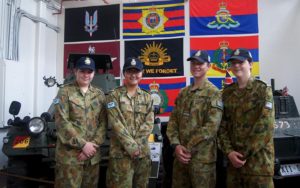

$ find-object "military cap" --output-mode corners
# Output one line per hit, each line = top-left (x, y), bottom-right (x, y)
(227, 48), (253, 62)
(123, 57), (143, 73)
(187, 50), (211, 63)
(75, 56), (96, 71)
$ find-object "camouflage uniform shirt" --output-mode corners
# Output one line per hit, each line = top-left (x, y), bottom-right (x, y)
(167, 79), (223, 162)
(218, 77), (275, 175)
(106, 86), (154, 158)
(54, 82), (107, 165)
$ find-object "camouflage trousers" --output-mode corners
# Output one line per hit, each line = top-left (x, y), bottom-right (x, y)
(106, 156), (151, 188)
(172, 158), (216, 188)
(227, 167), (274, 188)
(54, 162), (99, 188)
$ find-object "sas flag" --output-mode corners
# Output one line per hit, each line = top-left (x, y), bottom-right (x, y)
(123, 0), (185, 39)
(125, 38), (184, 77)
(190, 0), (258, 36)
(139, 77), (186, 117)
(64, 5), (120, 42)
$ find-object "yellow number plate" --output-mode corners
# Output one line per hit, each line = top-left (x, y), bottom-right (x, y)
(13, 136), (31, 148)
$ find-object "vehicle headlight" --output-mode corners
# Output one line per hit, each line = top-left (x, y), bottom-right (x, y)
(3, 137), (9, 144)
(27, 117), (45, 135)
(44, 76), (57, 87)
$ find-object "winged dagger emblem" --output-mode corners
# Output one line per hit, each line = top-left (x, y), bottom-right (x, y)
(84, 10), (98, 37)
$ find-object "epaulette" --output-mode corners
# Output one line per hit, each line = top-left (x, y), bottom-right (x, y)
(61, 82), (72, 87)
(58, 82), (73, 90)
(223, 82), (235, 89)
(108, 86), (122, 93)
(140, 88), (150, 94)
(97, 88), (105, 95)
(256, 79), (268, 86)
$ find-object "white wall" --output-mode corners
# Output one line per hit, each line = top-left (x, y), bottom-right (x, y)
(0, 0), (59, 169)
(259, 0), (300, 107)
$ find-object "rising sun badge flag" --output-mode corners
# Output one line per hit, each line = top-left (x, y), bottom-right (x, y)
(125, 38), (184, 77)
(123, 0), (185, 39)
(190, 0), (258, 36)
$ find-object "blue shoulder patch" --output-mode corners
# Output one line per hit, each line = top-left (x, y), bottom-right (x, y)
(53, 98), (60, 104)
(217, 100), (224, 110)
(107, 102), (116, 109)
(265, 101), (273, 110)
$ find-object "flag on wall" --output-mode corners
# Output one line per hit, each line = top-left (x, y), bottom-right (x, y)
(63, 42), (120, 77)
(125, 38), (184, 77)
(139, 77), (186, 117)
(190, 0), (258, 36)
(190, 35), (259, 88)
(64, 5), (120, 42)
(123, 0), (185, 39)
(190, 35), (259, 77)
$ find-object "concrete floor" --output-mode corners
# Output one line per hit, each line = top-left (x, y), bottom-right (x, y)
(0, 175), (6, 188)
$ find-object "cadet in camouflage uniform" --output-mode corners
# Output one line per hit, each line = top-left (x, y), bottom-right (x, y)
(167, 51), (223, 188)
(218, 48), (275, 188)
(106, 57), (154, 188)
(54, 57), (107, 188)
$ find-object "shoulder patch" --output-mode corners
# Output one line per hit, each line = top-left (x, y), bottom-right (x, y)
(53, 98), (60, 104)
(265, 101), (273, 110)
(107, 101), (116, 109)
(216, 100), (224, 110)
(211, 99), (223, 110)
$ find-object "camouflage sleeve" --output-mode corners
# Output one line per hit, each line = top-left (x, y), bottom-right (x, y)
(135, 98), (154, 139)
(106, 93), (139, 156)
(91, 94), (107, 145)
(186, 92), (223, 151)
(243, 86), (275, 159)
(55, 88), (86, 149)
(217, 117), (234, 156)
(166, 91), (182, 145)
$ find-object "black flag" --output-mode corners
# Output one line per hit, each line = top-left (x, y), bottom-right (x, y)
(125, 38), (184, 77)
(64, 5), (120, 42)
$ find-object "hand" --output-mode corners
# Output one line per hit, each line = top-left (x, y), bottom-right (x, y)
(175, 145), (191, 164)
(82, 142), (99, 158)
(77, 151), (89, 161)
(131, 150), (140, 159)
(228, 151), (246, 168)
